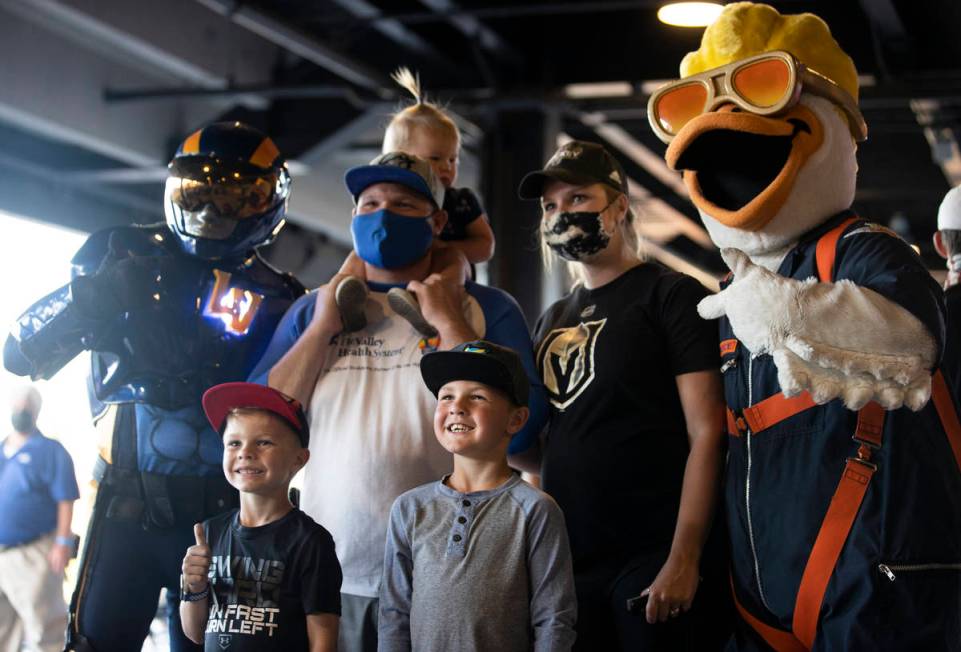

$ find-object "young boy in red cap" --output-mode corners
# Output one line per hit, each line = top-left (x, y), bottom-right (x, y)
(180, 382), (342, 651)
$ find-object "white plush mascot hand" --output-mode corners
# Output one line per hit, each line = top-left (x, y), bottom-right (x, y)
(699, 249), (936, 411)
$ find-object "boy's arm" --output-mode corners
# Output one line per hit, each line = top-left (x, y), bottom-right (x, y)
(527, 498), (577, 652)
(300, 529), (343, 651)
(180, 596), (209, 645)
(378, 500), (414, 652)
(449, 216), (495, 264)
(180, 523), (212, 645)
(306, 613), (339, 652)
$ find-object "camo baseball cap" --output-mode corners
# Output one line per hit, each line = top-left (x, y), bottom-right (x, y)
(345, 151), (446, 208)
(518, 140), (629, 199)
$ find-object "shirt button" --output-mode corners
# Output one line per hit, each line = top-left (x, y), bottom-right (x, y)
(452, 534), (462, 542)
(462, 500), (471, 507)
(457, 516), (466, 524)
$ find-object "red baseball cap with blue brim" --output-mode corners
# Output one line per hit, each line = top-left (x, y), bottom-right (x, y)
(202, 382), (310, 447)
(345, 151), (445, 208)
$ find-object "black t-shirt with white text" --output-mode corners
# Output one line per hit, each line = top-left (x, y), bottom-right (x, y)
(533, 263), (718, 574)
(202, 508), (342, 652)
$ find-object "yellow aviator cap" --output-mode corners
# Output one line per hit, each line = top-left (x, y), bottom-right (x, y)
(680, 2), (859, 101)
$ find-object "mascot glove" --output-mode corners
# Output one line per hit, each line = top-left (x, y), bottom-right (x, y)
(72, 233), (182, 318)
(699, 249), (936, 412)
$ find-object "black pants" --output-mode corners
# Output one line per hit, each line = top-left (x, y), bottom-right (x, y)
(573, 545), (732, 652)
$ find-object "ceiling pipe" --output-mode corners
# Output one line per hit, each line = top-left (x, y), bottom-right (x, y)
(195, 0), (389, 93)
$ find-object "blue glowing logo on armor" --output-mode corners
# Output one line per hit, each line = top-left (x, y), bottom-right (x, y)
(204, 269), (264, 335)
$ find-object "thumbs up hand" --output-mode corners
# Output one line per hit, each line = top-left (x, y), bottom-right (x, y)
(182, 523), (212, 593)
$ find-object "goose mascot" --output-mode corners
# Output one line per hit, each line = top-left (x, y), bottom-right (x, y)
(648, 3), (961, 650)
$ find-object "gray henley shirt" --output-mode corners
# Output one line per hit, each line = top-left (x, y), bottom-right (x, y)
(378, 473), (577, 651)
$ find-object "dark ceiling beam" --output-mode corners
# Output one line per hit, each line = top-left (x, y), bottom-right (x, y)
(0, 0), (279, 166)
(858, 0), (907, 38)
(858, 1), (961, 185)
(417, 0), (519, 62)
(327, 0), (448, 61)
(294, 103), (393, 166)
(196, 0), (390, 92)
(103, 83), (368, 109)
(0, 0), (277, 91)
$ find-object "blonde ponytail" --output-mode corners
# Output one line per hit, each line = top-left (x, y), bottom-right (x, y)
(383, 68), (461, 154)
(390, 67), (423, 105)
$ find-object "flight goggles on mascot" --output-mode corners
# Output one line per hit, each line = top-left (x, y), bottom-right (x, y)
(647, 50), (868, 144)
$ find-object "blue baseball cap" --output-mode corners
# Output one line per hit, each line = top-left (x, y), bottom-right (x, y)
(345, 152), (445, 208)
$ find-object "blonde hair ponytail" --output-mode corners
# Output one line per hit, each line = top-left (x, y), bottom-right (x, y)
(383, 67), (461, 153)
(391, 67), (423, 105)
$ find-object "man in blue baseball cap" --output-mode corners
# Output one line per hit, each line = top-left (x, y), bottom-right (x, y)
(248, 152), (548, 652)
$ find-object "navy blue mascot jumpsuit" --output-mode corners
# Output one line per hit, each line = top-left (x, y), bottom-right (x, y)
(722, 212), (961, 651)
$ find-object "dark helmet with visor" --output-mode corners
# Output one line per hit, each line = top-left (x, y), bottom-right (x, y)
(164, 122), (291, 260)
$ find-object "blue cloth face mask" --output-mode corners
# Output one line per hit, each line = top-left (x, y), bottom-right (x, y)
(351, 209), (435, 269)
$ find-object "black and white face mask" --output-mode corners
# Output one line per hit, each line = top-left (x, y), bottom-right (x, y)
(542, 203), (614, 262)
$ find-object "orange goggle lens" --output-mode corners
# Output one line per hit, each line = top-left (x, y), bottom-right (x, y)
(169, 175), (277, 220)
(731, 58), (793, 108)
(655, 83), (709, 136)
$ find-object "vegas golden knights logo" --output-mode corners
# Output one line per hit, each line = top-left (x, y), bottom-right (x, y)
(537, 319), (606, 410)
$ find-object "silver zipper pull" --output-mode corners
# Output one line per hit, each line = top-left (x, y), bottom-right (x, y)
(878, 564), (896, 581)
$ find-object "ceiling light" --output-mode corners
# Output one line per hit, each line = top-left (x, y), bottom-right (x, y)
(657, 2), (724, 27)
(564, 81), (634, 99)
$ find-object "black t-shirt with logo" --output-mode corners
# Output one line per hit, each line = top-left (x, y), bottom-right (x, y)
(441, 187), (484, 241)
(202, 508), (342, 652)
(533, 263), (718, 574)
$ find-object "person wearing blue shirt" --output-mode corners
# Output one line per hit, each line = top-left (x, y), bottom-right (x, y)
(248, 152), (547, 652)
(0, 385), (79, 652)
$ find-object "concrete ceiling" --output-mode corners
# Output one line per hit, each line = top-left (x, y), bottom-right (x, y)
(0, 0), (958, 275)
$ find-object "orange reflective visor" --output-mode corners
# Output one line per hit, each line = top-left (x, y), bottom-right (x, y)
(647, 50), (867, 143)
